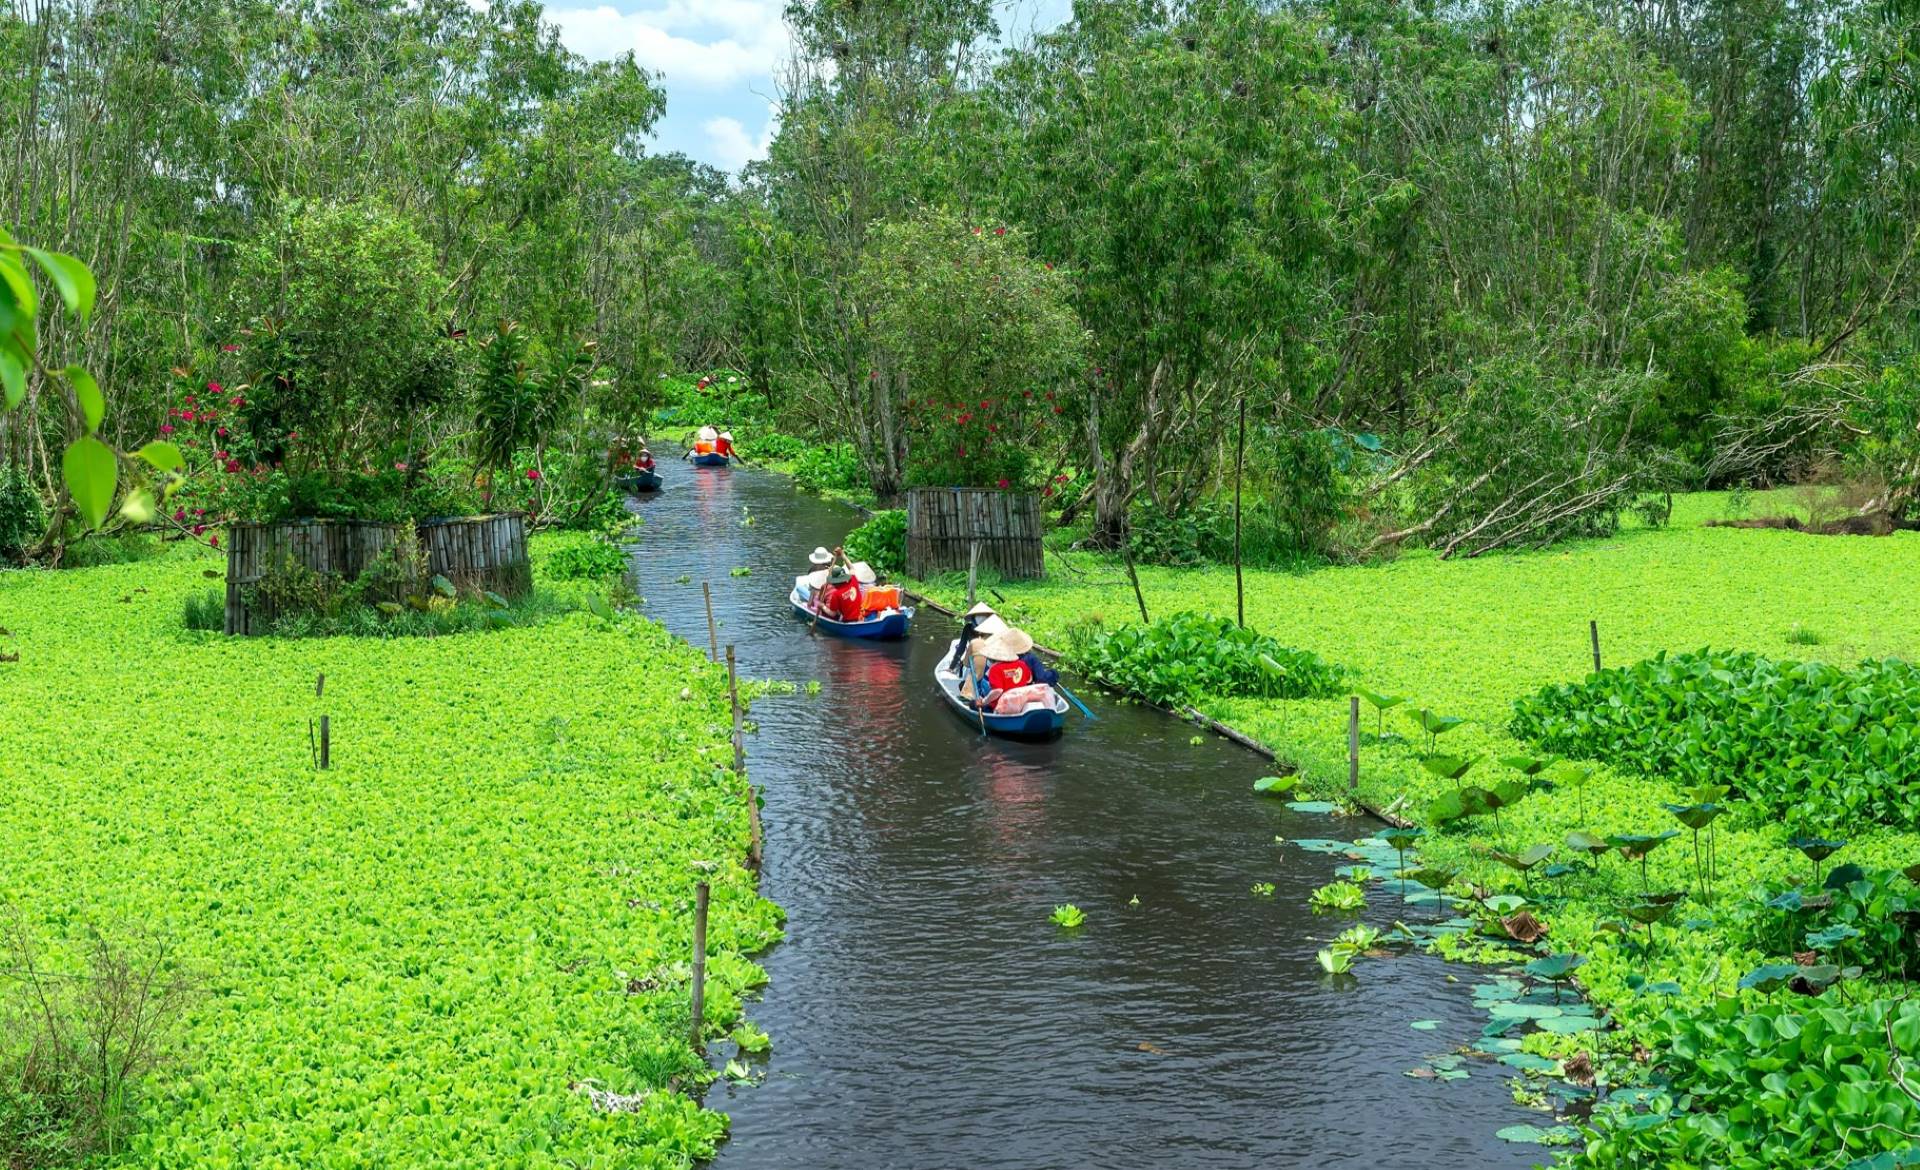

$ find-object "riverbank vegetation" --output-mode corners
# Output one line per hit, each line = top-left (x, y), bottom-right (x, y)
(0, 538), (774, 1166)
(910, 497), (1920, 1167)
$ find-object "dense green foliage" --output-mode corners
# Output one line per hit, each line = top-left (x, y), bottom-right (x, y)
(842, 510), (906, 580)
(1066, 612), (1345, 708)
(0, 465), (43, 561)
(1512, 649), (1920, 831)
(543, 536), (629, 582)
(1572, 998), (1920, 1169)
(0, 540), (776, 1166)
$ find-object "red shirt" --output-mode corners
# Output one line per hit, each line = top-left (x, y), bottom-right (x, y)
(819, 580), (863, 621)
(985, 659), (1032, 691)
(716, 437), (735, 457)
(636, 454), (655, 471)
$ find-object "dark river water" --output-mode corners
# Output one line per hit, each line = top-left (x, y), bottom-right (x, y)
(625, 463), (1543, 1170)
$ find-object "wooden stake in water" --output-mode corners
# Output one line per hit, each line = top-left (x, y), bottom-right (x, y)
(1121, 533), (1150, 626)
(690, 881), (710, 1047)
(319, 715), (330, 770)
(966, 540), (980, 607)
(1590, 619), (1602, 673)
(726, 645), (762, 871)
(703, 583), (719, 663)
(1347, 696), (1360, 791)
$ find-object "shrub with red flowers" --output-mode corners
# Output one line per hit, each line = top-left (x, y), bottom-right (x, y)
(854, 208), (1085, 491)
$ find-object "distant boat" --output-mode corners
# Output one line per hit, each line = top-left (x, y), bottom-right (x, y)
(934, 639), (1069, 739)
(788, 577), (912, 639)
(690, 451), (730, 468)
(615, 469), (663, 492)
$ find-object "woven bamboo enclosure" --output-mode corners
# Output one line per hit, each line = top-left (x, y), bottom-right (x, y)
(224, 519), (408, 635)
(905, 487), (1045, 581)
(223, 513), (530, 635)
(418, 514), (532, 599)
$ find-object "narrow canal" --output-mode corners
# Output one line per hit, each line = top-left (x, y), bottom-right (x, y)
(627, 463), (1542, 1169)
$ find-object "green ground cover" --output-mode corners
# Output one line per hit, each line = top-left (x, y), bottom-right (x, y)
(909, 491), (1920, 1162)
(0, 535), (776, 1167)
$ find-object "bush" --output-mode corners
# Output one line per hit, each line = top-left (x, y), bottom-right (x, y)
(748, 432), (807, 463)
(1511, 649), (1920, 831)
(543, 538), (628, 581)
(1725, 865), (1917, 981)
(172, 467), (484, 525)
(1127, 498), (1226, 567)
(182, 589), (224, 632)
(0, 466), (45, 562)
(791, 443), (865, 495)
(1572, 998), (1920, 1169)
(1067, 611), (1345, 707)
(0, 923), (199, 1168)
(844, 510), (905, 578)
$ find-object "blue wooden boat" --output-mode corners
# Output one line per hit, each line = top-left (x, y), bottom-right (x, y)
(690, 451), (730, 467)
(615, 469), (663, 492)
(789, 578), (913, 639)
(935, 639), (1069, 739)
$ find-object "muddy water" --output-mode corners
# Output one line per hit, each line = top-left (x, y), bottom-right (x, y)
(625, 463), (1541, 1169)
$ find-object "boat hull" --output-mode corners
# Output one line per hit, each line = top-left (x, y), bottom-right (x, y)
(615, 470), (663, 492)
(789, 587), (912, 640)
(690, 452), (730, 467)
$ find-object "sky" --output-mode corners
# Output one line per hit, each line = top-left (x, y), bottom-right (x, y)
(544, 0), (1074, 173)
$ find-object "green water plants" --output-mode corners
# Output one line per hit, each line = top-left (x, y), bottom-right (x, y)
(1411, 707), (1465, 752)
(1051, 904), (1086, 929)
(1487, 844), (1555, 878)
(1623, 894), (1683, 955)
(1251, 881), (1276, 897)
(1547, 761), (1596, 824)
(1380, 826), (1425, 894)
(1419, 752), (1480, 787)
(1513, 649), (1920, 832)
(1356, 687), (1405, 739)
(1565, 830), (1611, 867)
(1664, 802), (1726, 904)
(1787, 837), (1846, 886)
(1316, 945), (1354, 974)
(1252, 775), (1299, 796)
(1525, 952), (1587, 1002)
(1068, 611), (1344, 707)
(1609, 831), (1681, 893)
(1309, 879), (1367, 915)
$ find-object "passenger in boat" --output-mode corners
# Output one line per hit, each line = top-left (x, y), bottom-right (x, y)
(815, 563), (865, 622)
(716, 430), (737, 461)
(634, 445), (655, 473)
(972, 628), (1037, 708)
(948, 602), (1004, 671)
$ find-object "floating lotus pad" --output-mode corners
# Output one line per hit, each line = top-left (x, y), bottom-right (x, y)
(1286, 800), (1341, 813)
(1498, 1052), (1561, 1073)
(1496, 1124), (1579, 1145)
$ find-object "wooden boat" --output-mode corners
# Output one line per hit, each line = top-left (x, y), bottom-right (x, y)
(690, 451), (730, 468)
(934, 639), (1069, 739)
(789, 578), (913, 639)
(614, 469), (663, 492)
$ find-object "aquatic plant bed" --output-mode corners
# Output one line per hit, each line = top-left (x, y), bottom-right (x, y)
(0, 539), (778, 1166)
(908, 492), (1920, 1167)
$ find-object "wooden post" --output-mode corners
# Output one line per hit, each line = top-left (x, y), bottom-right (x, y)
(319, 715), (331, 770)
(1590, 619), (1602, 673)
(1234, 398), (1246, 629)
(1121, 532), (1150, 626)
(1347, 696), (1360, 791)
(702, 583), (719, 663)
(966, 540), (980, 607)
(690, 881), (709, 1048)
(726, 645), (762, 871)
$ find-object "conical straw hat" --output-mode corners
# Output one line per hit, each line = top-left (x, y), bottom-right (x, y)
(979, 628), (1035, 660)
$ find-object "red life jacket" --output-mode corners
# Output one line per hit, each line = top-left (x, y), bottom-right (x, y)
(716, 436), (735, 457)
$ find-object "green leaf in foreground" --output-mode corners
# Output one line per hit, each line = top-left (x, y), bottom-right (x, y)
(25, 246), (96, 322)
(63, 363), (103, 432)
(61, 433), (116, 529)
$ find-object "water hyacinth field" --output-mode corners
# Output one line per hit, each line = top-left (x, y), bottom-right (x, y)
(0, 540), (777, 1167)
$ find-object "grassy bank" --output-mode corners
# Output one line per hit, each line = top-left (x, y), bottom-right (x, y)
(908, 491), (1920, 1152)
(0, 537), (776, 1167)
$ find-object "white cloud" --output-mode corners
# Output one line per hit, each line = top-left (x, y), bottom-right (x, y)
(701, 114), (775, 170)
(546, 2), (791, 89)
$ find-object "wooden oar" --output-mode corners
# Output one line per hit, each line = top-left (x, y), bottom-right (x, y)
(961, 654), (988, 736)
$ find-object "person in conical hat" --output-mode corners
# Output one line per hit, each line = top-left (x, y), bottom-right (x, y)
(698, 425), (718, 441)
(949, 601), (1001, 671)
(716, 430), (737, 459)
(971, 627), (1040, 706)
(815, 561), (864, 622)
